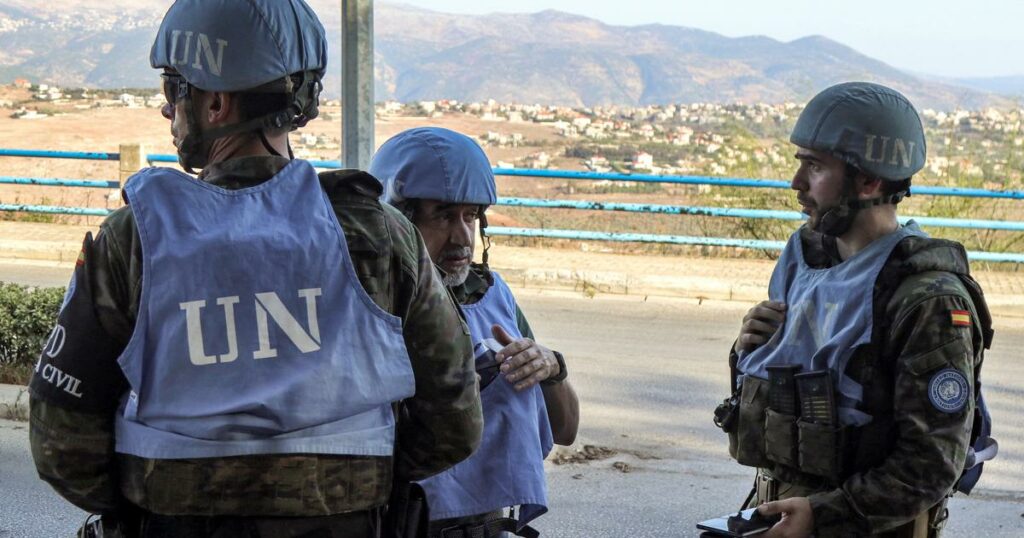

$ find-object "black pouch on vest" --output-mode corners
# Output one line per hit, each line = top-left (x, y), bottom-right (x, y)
(797, 420), (846, 480)
(730, 375), (771, 468)
(793, 370), (845, 480)
(383, 481), (429, 538)
(764, 409), (799, 467)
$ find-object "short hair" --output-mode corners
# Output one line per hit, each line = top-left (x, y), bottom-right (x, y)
(235, 91), (291, 135)
(845, 164), (910, 204)
(881, 178), (912, 199)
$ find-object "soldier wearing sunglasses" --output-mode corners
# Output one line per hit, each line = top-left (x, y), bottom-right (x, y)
(28, 2), (482, 536)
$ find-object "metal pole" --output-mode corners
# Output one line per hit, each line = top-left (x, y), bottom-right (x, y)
(341, 0), (374, 170)
(118, 143), (145, 204)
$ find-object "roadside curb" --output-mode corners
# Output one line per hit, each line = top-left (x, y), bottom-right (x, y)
(492, 265), (766, 303)
(3, 253), (1024, 317)
(0, 383), (29, 421)
(0, 244), (79, 264)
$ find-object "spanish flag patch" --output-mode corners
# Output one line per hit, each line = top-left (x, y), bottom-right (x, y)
(75, 248), (86, 267)
(951, 310), (971, 327)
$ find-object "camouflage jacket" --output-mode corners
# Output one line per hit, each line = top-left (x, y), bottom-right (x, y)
(28, 156), (483, 517)
(728, 227), (990, 536)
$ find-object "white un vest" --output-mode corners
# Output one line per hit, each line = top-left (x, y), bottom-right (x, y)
(419, 271), (553, 527)
(115, 160), (415, 459)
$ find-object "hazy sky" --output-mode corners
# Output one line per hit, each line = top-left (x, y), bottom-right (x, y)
(392, 0), (1024, 79)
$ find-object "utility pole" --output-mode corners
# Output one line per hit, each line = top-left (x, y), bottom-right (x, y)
(341, 0), (374, 170)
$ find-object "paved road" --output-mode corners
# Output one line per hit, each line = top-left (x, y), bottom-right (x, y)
(0, 260), (73, 288)
(1, 275), (1023, 536)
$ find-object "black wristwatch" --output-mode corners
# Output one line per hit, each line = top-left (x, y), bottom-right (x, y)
(542, 350), (568, 386)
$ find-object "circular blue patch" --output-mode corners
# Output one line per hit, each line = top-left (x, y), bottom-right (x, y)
(928, 368), (970, 413)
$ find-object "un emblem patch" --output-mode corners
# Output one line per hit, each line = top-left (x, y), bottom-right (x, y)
(928, 369), (969, 413)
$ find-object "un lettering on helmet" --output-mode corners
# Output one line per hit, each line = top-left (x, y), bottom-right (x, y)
(150, 0), (327, 93)
(167, 31), (228, 77)
(863, 135), (917, 171)
(791, 82), (927, 181)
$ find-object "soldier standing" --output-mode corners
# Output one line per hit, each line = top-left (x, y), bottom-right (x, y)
(370, 127), (580, 538)
(28, 2), (482, 536)
(720, 82), (995, 537)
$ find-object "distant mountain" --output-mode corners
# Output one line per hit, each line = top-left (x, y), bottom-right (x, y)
(0, 1), (1012, 109)
(950, 75), (1024, 99)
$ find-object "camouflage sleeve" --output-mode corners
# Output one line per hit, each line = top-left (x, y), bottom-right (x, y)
(28, 216), (135, 514)
(809, 273), (979, 534)
(29, 400), (120, 513)
(515, 304), (534, 340)
(385, 206), (482, 481)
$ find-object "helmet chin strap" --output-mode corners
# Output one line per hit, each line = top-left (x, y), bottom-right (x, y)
(814, 193), (908, 236)
(814, 198), (856, 237)
(177, 92), (298, 174)
(812, 166), (908, 237)
(176, 93), (209, 174)
(479, 210), (492, 268)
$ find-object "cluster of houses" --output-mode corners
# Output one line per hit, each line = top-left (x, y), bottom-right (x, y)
(918, 108), (1024, 180)
(373, 98), (801, 176)
(3, 80), (165, 120)
(2, 79), (1019, 183)
(0, 14), (28, 33)
(375, 97), (1022, 182)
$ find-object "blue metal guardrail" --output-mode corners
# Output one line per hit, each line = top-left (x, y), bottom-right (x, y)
(485, 227), (1024, 264)
(0, 203), (111, 216)
(492, 168), (1024, 200)
(497, 198), (1024, 231)
(0, 148), (119, 161)
(145, 153), (340, 169)
(4, 149), (1024, 262)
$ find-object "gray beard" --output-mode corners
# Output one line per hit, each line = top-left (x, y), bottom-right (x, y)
(442, 264), (471, 287)
(439, 246), (473, 287)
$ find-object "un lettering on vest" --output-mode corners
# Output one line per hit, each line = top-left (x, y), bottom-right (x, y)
(168, 30), (227, 76)
(178, 288), (323, 366)
(864, 135), (915, 170)
(785, 300), (840, 349)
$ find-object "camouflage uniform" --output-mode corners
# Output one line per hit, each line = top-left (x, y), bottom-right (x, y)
(725, 227), (990, 537)
(29, 156), (483, 519)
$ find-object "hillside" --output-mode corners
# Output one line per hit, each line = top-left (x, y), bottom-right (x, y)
(0, 1), (1011, 109)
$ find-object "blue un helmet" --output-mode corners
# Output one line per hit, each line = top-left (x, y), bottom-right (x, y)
(790, 82), (927, 235)
(150, 0), (327, 171)
(369, 127), (498, 263)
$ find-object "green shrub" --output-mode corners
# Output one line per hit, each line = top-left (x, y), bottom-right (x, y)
(0, 282), (65, 384)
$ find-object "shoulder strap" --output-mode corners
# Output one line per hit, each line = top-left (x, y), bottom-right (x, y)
(956, 273), (994, 349)
(867, 239), (997, 495)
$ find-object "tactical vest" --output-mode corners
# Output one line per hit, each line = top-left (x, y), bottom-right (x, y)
(418, 271), (553, 527)
(728, 225), (995, 490)
(738, 223), (926, 427)
(115, 160), (415, 459)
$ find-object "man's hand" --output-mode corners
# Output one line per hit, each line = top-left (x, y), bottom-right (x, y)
(760, 497), (813, 538)
(734, 300), (787, 355)
(493, 325), (559, 391)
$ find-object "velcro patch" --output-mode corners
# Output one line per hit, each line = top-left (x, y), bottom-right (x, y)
(928, 368), (970, 413)
(951, 310), (971, 327)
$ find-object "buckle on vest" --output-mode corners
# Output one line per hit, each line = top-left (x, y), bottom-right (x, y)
(756, 470), (779, 503)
